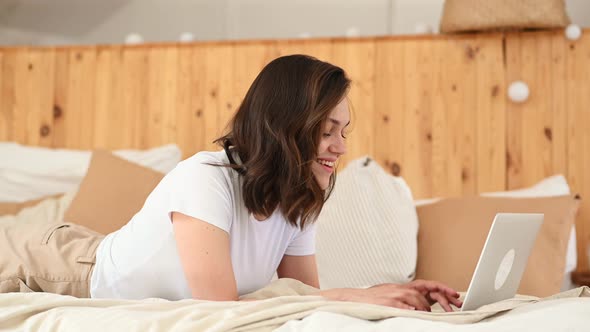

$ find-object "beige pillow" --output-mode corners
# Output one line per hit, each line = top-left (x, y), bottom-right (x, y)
(415, 195), (580, 297)
(64, 150), (164, 235)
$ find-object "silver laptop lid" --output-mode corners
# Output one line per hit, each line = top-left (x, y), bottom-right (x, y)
(461, 213), (544, 311)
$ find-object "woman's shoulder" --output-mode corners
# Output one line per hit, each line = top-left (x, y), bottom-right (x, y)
(183, 149), (229, 165)
(174, 150), (229, 172)
(169, 150), (236, 184)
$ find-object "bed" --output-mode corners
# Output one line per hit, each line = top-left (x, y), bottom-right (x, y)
(1, 28), (590, 331)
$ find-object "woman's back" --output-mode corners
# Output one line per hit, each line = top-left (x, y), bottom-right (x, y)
(91, 150), (316, 300)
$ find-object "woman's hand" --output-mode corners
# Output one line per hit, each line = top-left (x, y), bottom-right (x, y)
(318, 280), (462, 312)
(400, 279), (463, 312)
(363, 283), (433, 311)
(319, 284), (432, 311)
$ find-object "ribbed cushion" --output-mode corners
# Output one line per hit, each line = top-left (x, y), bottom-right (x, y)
(316, 156), (418, 289)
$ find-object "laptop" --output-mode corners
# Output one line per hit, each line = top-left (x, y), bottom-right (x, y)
(461, 213), (544, 311)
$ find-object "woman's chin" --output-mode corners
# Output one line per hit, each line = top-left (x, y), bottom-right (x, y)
(317, 179), (330, 190)
(313, 172), (331, 190)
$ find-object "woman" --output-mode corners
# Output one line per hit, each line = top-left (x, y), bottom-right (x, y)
(0, 55), (461, 312)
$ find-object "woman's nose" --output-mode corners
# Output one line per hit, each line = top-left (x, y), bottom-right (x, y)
(330, 136), (347, 155)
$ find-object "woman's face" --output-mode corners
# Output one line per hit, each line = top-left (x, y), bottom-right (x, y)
(312, 98), (350, 190)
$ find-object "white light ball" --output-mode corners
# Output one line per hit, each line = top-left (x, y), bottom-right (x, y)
(179, 32), (195, 43)
(508, 81), (530, 103)
(125, 33), (144, 45)
(565, 24), (582, 41)
(297, 32), (311, 39)
(415, 22), (433, 34)
(345, 27), (360, 38)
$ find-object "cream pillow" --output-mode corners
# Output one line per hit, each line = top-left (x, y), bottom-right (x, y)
(0, 142), (181, 202)
(315, 156), (418, 289)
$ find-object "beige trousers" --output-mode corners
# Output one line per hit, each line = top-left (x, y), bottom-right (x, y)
(0, 221), (104, 298)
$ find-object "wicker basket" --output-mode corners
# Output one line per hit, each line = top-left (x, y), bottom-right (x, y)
(440, 0), (570, 33)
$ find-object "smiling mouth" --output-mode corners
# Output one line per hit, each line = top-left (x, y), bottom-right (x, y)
(317, 159), (335, 167)
(317, 159), (336, 172)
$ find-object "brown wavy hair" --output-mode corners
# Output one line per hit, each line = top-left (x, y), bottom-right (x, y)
(214, 54), (351, 229)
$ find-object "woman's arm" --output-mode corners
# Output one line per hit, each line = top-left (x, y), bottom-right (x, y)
(275, 253), (461, 311)
(172, 212), (238, 301)
(276, 254), (320, 288)
(172, 214), (461, 310)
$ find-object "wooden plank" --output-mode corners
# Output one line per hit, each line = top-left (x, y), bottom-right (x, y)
(475, 34), (506, 193)
(374, 39), (405, 184)
(121, 47), (149, 149)
(203, 43), (235, 150)
(52, 48), (69, 148)
(455, 38), (477, 197)
(429, 38), (449, 197)
(435, 37), (478, 197)
(421, 38), (453, 198)
(0, 51), (16, 141)
(175, 44), (208, 158)
(12, 49), (29, 144)
(401, 39), (432, 198)
(505, 34), (525, 190)
(330, 39), (376, 167)
(143, 46), (178, 148)
(26, 48), (55, 147)
(93, 46), (125, 149)
(521, 34), (553, 185)
(549, 33), (568, 178)
(12, 48), (56, 147)
(61, 48), (97, 149)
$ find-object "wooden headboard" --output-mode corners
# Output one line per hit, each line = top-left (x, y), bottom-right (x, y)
(1, 29), (589, 274)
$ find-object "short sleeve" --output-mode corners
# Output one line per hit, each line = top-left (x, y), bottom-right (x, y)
(167, 154), (233, 233)
(284, 222), (317, 256)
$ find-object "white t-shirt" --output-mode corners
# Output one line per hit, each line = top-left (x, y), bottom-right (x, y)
(90, 150), (316, 300)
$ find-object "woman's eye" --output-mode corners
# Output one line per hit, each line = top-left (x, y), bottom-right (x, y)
(342, 129), (350, 139)
(322, 133), (331, 138)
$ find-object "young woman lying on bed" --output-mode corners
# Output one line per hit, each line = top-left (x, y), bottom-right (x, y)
(0, 54), (462, 312)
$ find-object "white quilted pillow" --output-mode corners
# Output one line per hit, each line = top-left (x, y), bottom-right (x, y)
(0, 192), (75, 225)
(316, 156), (418, 289)
(0, 142), (181, 202)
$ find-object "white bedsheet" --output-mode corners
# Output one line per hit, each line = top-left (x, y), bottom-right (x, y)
(279, 297), (590, 332)
(0, 279), (588, 332)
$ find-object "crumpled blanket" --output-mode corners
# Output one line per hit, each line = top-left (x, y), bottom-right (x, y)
(0, 278), (588, 332)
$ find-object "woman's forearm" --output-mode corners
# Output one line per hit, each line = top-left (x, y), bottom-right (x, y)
(316, 288), (357, 302)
